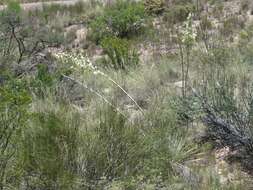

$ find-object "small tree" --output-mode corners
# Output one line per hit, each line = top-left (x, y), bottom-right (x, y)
(0, 1), (61, 65)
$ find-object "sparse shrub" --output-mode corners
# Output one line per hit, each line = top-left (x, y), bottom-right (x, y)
(199, 15), (213, 32)
(211, 1), (224, 19)
(0, 2), (63, 64)
(88, 0), (146, 43)
(101, 37), (139, 70)
(197, 15), (213, 49)
(240, 0), (253, 14)
(163, 3), (195, 24)
(144, 0), (165, 15)
(220, 16), (245, 38)
(192, 44), (253, 168)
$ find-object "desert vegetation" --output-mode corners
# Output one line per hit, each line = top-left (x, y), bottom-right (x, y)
(1, 0), (253, 189)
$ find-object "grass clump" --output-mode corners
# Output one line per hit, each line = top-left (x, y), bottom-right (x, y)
(21, 101), (80, 189)
(78, 106), (145, 188)
(101, 37), (139, 70)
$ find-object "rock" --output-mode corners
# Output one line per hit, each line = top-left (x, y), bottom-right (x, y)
(76, 27), (88, 42)
(129, 110), (143, 124)
(125, 105), (144, 125)
(72, 27), (88, 48)
(174, 81), (184, 88)
(172, 163), (201, 188)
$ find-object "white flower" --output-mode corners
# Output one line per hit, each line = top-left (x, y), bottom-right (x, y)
(181, 12), (196, 47)
(54, 52), (107, 77)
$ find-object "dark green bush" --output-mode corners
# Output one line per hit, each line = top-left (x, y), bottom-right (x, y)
(89, 0), (146, 43)
(101, 37), (139, 70)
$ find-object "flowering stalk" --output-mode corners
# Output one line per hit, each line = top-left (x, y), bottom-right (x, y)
(178, 13), (197, 97)
(61, 74), (127, 118)
(55, 52), (144, 115)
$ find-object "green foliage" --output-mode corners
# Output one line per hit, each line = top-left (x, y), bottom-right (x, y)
(30, 64), (55, 98)
(36, 64), (53, 86)
(0, 78), (31, 189)
(7, 0), (21, 13)
(163, 3), (195, 24)
(89, 0), (146, 43)
(21, 103), (80, 189)
(144, 118), (198, 179)
(171, 96), (202, 124)
(101, 37), (139, 70)
(0, 79), (31, 108)
(0, 2), (22, 63)
(79, 106), (144, 187)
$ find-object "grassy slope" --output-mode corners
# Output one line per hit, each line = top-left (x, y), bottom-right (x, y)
(0, 0), (66, 5)
(1, 0), (253, 189)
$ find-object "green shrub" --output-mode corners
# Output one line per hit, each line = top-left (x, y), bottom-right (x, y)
(0, 78), (31, 189)
(89, 0), (146, 43)
(36, 64), (53, 86)
(101, 37), (139, 70)
(21, 103), (80, 189)
(163, 4), (195, 24)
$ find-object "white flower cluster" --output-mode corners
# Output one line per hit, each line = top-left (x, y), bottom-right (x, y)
(54, 52), (104, 76)
(54, 52), (144, 114)
(181, 13), (197, 47)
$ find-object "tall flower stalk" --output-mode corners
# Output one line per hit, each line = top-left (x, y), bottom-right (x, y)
(178, 13), (197, 97)
(55, 53), (144, 115)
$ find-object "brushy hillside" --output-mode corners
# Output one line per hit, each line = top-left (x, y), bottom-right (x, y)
(1, 0), (253, 189)
(0, 0), (63, 5)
